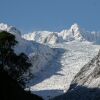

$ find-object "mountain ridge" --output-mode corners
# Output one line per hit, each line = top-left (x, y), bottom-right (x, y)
(1, 22), (100, 44)
(22, 23), (100, 44)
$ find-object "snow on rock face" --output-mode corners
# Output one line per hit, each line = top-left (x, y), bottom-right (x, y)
(23, 31), (59, 44)
(0, 23), (55, 74)
(58, 23), (84, 42)
(67, 23), (84, 41)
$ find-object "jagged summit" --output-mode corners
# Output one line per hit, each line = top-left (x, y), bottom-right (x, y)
(70, 23), (80, 31)
(59, 23), (85, 42)
(69, 23), (83, 36)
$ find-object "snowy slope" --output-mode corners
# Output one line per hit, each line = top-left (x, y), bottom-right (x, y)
(53, 50), (100, 100)
(27, 41), (100, 100)
(0, 23), (54, 74)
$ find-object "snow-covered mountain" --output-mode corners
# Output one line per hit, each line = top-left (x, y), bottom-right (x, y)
(23, 23), (100, 44)
(0, 23), (55, 74)
(1, 23), (100, 100)
(22, 23), (100, 99)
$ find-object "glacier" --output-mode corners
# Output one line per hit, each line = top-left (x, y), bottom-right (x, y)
(53, 50), (100, 100)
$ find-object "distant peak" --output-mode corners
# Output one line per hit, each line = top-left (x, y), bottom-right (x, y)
(70, 23), (80, 31)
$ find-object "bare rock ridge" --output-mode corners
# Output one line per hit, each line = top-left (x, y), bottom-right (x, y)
(70, 50), (100, 88)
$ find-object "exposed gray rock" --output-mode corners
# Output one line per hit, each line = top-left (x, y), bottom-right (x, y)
(70, 50), (100, 88)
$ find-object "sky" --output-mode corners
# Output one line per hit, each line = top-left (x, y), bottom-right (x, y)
(0, 0), (100, 33)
